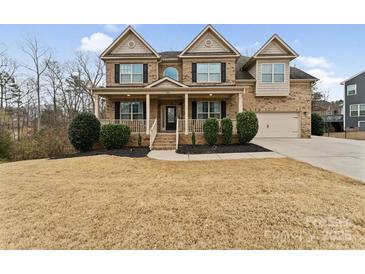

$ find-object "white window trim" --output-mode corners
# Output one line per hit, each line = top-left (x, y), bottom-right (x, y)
(120, 101), (144, 120)
(346, 84), (357, 96)
(120, 64), (143, 84)
(197, 101), (221, 119)
(358, 121), (365, 128)
(197, 63), (221, 83)
(349, 103), (365, 117)
(261, 63), (285, 83)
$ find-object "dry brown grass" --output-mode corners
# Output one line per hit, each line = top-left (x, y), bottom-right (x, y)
(0, 156), (364, 249)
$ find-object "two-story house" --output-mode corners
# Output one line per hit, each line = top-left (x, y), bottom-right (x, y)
(92, 25), (317, 149)
(341, 71), (365, 130)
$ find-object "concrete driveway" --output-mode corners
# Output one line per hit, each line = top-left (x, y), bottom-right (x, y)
(252, 136), (365, 182)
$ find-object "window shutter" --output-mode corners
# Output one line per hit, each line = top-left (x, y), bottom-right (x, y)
(114, 102), (120, 119)
(143, 64), (148, 83)
(192, 101), (197, 119)
(221, 63), (226, 82)
(143, 102), (146, 119)
(114, 64), (120, 83)
(192, 63), (197, 82)
(221, 101), (226, 118)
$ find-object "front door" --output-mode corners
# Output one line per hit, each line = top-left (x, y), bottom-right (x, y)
(165, 106), (176, 130)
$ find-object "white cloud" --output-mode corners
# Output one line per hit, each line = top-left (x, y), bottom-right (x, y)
(104, 24), (120, 33)
(296, 56), (333, 69)
(80, 32), (113, 52)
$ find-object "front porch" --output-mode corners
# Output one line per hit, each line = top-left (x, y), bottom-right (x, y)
(93, 88), (245, 149)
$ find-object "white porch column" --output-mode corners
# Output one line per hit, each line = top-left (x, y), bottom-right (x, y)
(238, 92), (243, 113)
(94, 94), (100, 119)
(146, 94), (150, 135)
(184, 93), (188, 135)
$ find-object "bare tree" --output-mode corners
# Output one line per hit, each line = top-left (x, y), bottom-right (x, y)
(44, 59), (62, 123)
(22, 37), (51, 132)
(74, 51), (104, 112)
(0, 51), (18, 109)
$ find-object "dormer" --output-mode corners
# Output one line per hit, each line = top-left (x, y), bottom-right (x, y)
(244, 34), (299, 96)
(101, 26), (160, 86)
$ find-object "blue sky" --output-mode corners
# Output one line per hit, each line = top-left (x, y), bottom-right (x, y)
(0, 24), (364, 100)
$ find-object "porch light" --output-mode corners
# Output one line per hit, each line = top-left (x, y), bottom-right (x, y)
(127, 94), (130, 97)
(209, 93), (213, 97)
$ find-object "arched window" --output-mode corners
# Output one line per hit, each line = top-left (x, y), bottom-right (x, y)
(163, 67), (179, 81)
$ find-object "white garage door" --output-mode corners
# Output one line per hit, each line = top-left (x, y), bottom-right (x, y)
(256, 112), (300, 138)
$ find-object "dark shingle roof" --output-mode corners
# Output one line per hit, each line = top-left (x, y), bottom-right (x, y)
(159, 51), (180, 59)
(290, 67), (318, 80)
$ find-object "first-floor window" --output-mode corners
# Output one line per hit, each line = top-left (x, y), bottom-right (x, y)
(350, 103), (365, 117)
(197, 101), (221, 119)
(120, 102), (143, 120)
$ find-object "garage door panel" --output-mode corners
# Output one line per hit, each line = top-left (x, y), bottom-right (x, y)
(256, 113), (300, 138)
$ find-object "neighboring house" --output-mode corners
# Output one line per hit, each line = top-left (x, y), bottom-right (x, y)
(92, 25), (317, 149)
(312, 100), (343, 132)
(341, 71), (365, 130)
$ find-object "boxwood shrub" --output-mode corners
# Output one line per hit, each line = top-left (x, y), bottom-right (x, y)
(221, 117), (233, 145)
(236, 111), (259, 144)
(100, 124), (131, 149)
(68, 112), (100, 152)
(203, 118), (219, 145)
(311, 113), (324, 136)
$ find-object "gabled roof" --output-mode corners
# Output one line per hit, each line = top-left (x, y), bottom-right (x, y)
(145, 77), (188, 88)
(340, 70), (365, 84)
(253, 34), (298, 58)
(178, 25), (240, 57)
(100, 25), (160, 59)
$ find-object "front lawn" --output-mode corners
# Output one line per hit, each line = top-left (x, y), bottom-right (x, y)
(0, 156), (364, 249)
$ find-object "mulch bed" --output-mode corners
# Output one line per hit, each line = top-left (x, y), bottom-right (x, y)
(177, 143), (271, 154)
(53, 147), (150, 159)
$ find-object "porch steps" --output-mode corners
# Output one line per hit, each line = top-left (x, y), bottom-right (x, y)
(152, 133), (176, 150)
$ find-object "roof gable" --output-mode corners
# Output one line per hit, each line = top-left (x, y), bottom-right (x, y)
(145, 77), (188, 88)
(341, 70), (365, 84)
(253, 34), (298, 58)
(100, 26), (160, 59)
(179, 25), (240, 57)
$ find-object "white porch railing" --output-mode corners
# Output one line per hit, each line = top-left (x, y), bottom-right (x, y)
(176, 118), (179, 150)
(100, 119), (155, 134)
(149, 119), (157, 149)
(177, 119), (237, 134)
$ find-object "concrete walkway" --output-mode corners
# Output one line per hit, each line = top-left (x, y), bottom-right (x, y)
(252, 136), (365, 182)
(147, 150), (283, 161)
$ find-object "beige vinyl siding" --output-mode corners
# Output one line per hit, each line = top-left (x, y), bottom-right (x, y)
(255, 59), (290, 96)
(111, 33), (151, 54)
(248, 64), (256, 78)
(260, 41), (288, 55)
(187, 32), (231, 53)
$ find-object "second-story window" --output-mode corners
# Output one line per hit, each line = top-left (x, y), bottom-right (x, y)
(347, 84), (357, 96)
(261, 63), (285, 83)
(197, 63), (221, 83)
(120, 64), (143, 84)
(163, 67), (179, 81)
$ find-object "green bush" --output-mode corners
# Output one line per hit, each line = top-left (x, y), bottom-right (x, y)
(68, 112), (100, 152)
(191, 129), (196, 145)
(221, 117), (233, 145)
(236, 111), (259, 144)
(100, 124), (131, 149)
(311, 113), (324, 136)
(203, 118), (219, 145)
(0, 132), (12, 160)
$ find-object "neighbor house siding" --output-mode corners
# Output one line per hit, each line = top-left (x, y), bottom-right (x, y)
(344, 72), (365, 128)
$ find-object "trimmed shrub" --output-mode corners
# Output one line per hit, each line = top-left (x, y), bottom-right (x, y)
(138, 133), (142, 146)
(203, 118), (219, 145)
(191, 129), (196, 145)
(221, 117), (233, 145)
(0, 131), (12, 160)
(68, 112), (100, 152)
(100, 124), (131, 149)
(311, 113), (324, 136)
(236, 111), (259, 144)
